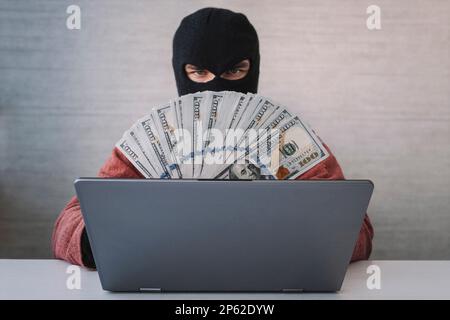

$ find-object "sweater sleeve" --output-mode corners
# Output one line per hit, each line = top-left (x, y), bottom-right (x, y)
(52, 147), (143, 268)
(296, 143), (374, 262)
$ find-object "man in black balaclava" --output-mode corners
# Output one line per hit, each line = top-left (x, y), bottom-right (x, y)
(54, 7), (373, 270)
(172, 7), (260, 96)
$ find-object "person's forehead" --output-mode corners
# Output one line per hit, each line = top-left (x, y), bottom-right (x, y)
(186, 58), (249, 68)
(181, 28), (254, 71)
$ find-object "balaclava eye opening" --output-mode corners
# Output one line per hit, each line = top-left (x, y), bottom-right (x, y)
(172, 7), (260, 96)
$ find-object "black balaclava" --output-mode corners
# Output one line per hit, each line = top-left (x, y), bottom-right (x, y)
(172, 7), (260, 96)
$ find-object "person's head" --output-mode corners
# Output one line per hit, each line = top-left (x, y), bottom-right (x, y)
(172, 7), (260, 96)
(229, 161), (261, 180)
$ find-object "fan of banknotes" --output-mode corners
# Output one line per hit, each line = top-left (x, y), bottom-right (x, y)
(116, 91), (329, 180)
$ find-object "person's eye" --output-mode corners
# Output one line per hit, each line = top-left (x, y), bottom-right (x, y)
(193, 69), (207, 76)
(220, 60), (250, 81)
(185, 65), (215, 83)
(228, 68), (241, 75)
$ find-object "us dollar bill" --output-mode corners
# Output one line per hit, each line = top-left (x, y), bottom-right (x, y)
(192, 92), (208, 178)
(256, 115), (329, 179)
(115, 135), (156, 178)
(137, 115), (173, 178)
(116, 91), (330, 181)
(198, 92), (226, 177)
(153, 103), (182, 178)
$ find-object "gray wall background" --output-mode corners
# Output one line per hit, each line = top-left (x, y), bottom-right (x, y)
(0, 0), (449, 259)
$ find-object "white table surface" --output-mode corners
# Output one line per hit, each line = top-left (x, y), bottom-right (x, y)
(1, 260), (449, 299)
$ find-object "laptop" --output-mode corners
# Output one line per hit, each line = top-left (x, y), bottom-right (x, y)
(74, 178), (373, 292)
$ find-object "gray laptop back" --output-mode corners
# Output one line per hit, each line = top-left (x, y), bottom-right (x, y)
(74, 179), (373, 292)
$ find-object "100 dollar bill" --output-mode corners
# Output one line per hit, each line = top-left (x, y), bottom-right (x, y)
(260, 116), (329, 179)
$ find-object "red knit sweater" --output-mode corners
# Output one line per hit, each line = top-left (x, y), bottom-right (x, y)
(52, 144), (374, 268)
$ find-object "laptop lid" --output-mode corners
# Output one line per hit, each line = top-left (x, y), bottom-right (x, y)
(74, 179), (373, 292)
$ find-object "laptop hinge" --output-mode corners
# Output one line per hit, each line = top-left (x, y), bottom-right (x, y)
(282, 288), (304, 292)
(139, 288), (162, 292)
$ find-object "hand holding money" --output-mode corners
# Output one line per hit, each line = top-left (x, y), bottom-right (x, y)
(116, 91), (329, 180)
